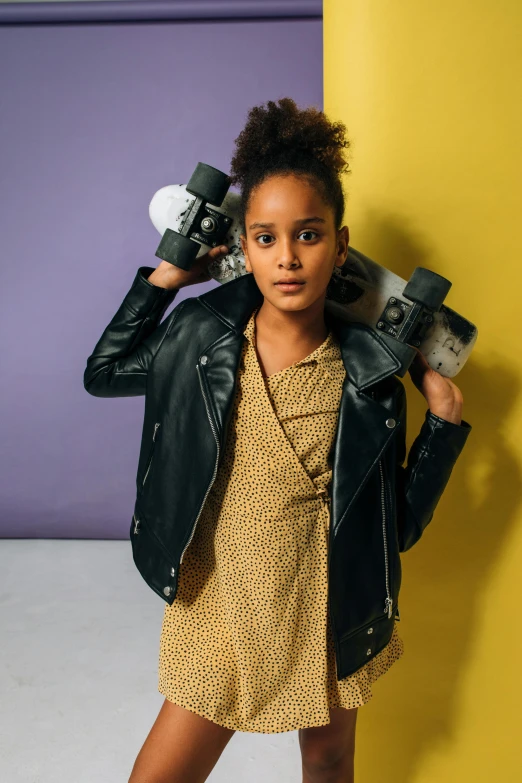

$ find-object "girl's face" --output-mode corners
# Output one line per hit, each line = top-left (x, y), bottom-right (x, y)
(240, 173), (349, 315)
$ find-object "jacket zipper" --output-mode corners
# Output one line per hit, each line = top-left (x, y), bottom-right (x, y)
(142, 422), (161, 486)
(370, 388), (393, 619)
(378, 459), (393, 619)
(382, 458), (400, 620)
(179, 363), (221, 565)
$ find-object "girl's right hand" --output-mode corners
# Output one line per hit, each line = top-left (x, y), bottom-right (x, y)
(147, 244), (229, 290)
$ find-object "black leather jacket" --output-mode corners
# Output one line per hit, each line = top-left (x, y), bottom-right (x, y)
(84, 266), (472, 680)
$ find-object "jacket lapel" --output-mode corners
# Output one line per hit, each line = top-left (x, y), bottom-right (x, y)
(324, 316), (404, 537)
(329, 379), (398, 536)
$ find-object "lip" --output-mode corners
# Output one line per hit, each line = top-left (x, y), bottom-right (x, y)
(275, 281), (305, 291)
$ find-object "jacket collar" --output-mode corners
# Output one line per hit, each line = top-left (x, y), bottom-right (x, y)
(197, 271), (402, 391)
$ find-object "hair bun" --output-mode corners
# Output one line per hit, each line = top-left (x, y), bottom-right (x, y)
(230, 97), (351, 187)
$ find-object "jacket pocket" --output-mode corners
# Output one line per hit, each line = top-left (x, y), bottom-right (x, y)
(339, 612), (392, 643)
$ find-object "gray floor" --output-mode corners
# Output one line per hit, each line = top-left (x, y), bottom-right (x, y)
(1, 540), (303, 783)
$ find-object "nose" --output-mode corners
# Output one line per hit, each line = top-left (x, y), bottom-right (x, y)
(277, 236), (299, 267)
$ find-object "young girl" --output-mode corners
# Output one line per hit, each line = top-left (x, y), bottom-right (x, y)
(85, 97), (471, 783)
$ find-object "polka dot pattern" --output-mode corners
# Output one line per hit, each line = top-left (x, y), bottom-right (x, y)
(158, 307), (404, 733)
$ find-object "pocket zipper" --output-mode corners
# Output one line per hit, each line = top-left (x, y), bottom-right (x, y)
(142, 422), (161, 486)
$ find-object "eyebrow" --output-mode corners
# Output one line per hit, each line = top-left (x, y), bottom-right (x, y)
(248, 216), (327, 230)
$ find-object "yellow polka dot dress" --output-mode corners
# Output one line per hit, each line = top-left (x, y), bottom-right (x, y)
(158, 307), (404, 733)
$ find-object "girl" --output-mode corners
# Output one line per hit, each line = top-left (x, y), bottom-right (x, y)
(85, 98), (471, 783)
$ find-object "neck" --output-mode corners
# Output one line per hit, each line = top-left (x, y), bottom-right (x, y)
(254, 295), (329, 346)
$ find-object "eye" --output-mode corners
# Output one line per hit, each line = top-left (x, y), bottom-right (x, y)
(255, 230), (319, 245)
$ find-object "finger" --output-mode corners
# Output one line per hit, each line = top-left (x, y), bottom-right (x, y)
(195, 245), (226, 268)
(209, 244), (228, 256)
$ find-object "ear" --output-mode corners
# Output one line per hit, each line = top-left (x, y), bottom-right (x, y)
(335, 225), (349, 268)
(240, 234), (252, 273)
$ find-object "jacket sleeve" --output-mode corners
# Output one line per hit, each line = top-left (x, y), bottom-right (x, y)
(83, 266), (182, 398)
(394, 379), (472, 552)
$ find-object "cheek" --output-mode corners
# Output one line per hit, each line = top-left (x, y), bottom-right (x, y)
(245, 242), (271, 267)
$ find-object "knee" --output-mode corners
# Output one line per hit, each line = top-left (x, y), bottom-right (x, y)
(300, 741), (351, 782)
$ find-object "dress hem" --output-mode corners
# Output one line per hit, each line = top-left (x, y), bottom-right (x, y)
(158, 686), (350, 734)
(157, 640), (404, 734)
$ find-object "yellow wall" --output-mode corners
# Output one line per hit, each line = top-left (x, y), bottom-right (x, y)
(324, 1), (522, 779)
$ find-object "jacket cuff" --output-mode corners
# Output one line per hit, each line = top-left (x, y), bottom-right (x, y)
(425, 410), (472, 436)
(420, 409), (473, 466)
(124, 266), (180, 322)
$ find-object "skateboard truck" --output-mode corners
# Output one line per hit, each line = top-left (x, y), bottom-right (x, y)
(376, 267), (452, 350)
(155, 162), (233, 271)
(377, 297), (434, 347)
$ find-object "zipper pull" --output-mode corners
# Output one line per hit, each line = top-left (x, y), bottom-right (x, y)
(153, 422), (161, 441)
(384, 596), (393, 618)
(133, 514), (140, 535)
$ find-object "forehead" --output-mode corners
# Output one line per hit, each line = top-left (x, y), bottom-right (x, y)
(247, 173), (329, 220)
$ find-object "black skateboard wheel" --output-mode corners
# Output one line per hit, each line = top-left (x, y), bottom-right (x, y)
(186, 162), (231, 207)
(402, 267), (452, 311)
(155, 228), (199, 271)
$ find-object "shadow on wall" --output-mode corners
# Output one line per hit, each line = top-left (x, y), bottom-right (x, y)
(351, 209), (517, 782)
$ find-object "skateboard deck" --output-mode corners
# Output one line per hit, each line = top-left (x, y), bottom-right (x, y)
(149, 182), (477, 379)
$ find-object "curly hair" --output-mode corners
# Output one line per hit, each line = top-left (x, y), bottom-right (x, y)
(229, 97), (351, 234)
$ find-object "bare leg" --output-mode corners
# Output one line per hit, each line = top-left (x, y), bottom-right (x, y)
(128, 698), (236, 783)
(299, 706), (358, 783)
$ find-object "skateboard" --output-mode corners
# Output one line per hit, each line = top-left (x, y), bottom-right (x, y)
(148, 163), (478, 378)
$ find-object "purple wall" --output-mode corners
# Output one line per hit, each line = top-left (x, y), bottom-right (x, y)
(0, 14), (323, 538)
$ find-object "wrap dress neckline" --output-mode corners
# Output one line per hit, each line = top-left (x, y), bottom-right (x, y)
(247, 305), (336, 506)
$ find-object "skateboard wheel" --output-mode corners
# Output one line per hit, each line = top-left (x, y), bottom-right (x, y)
(186, 162), (231, 206)
(402, 267), (452, 311)
(155, 228), (199, 271)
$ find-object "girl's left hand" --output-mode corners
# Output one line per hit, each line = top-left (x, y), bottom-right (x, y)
(407, 348), (464, 426)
